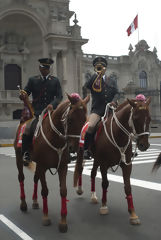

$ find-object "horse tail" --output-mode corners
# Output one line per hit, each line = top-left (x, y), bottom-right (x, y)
(25, 161), (36, 172)
(152, 152), (161, 172)
(73, 147), (84, 187)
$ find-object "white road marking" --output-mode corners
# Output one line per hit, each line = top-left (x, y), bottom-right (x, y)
(0, 215), (33, 240)
(70, 168), (161, 191)
(1, 147), (161, 191)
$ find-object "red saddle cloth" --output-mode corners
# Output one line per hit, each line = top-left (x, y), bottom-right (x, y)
(17, 123), (26, 148)
(79, 121), (103, 148)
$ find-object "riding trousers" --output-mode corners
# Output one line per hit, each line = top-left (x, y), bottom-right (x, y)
(87, 113), (101, 134)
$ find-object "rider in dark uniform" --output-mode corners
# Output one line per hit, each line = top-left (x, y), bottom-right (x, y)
(83, 57), (119, 159)
(19, 58), (63, 165)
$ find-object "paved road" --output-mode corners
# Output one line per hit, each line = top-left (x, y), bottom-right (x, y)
(0, 139), (161, 240)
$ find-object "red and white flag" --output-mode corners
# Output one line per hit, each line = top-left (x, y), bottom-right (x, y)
(126, 15), (138, 36)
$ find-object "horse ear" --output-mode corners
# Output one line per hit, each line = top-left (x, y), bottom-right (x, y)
(83, 95), (90, 104)
(66, 92), (76, 104)
(127, 98), (136, 108)
(146, 96), (151, 106)
(65, 92), (70, 99)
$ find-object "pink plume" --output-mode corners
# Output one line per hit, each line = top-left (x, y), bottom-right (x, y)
(135, 94), (146, 102)
(70, 93), (80, 102)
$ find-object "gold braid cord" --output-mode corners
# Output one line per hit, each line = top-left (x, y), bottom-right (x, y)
(92, 72), (103, 92)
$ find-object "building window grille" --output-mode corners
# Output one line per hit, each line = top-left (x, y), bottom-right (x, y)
(139, 71), (147, 88)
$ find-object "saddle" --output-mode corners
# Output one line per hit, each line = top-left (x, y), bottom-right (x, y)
(79, 120), (103, 148)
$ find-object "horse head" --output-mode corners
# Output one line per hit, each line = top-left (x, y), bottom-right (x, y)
(66, 93), (90, 152)
(127, 96), (151, 151)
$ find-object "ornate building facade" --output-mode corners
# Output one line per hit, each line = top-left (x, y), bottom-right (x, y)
(0, 0), (161, 123)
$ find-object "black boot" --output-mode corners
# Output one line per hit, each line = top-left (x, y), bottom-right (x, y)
(21, 134), (32, 166)
(83, 132), (93, 160)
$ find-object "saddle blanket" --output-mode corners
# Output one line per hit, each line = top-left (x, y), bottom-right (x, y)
(17, 123), (26, 147)
(79, 121), (103, 148)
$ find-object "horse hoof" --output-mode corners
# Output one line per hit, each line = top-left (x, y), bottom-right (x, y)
(91, 197), (98, 204)
(76, 187), (83, 195)
(100, 206), (109, 215)
(32, 202), (39, 209)
(20, 202), (27, 212)
(42, 217), (51, 226)
(91, 192), (98, 204)
(59, 223), (68, 233)
(130, 217), (141, 225)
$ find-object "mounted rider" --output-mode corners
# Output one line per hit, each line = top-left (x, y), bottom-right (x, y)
(83, 56), (120, 159)
(19, 58), (63, 165)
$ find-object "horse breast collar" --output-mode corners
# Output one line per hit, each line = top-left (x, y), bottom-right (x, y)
(102, 102), (150, 167)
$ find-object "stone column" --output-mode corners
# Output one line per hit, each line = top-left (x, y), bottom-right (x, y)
(61, 50), (68, 93)
(50, 50), (59, 76)
(73, 47), (82, 95)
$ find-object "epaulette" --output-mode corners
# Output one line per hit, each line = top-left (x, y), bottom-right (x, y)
(34, 75), (41, 79)
(48, 75), (56, 80)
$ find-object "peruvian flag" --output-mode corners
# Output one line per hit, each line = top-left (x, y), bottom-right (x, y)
(126, 15), (138, 36)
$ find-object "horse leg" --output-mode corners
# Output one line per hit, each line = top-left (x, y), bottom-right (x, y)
(74, 147), (84, 195)
(32, 169), (40, 209)
(90, 162), (99, 204)
(15, 149), (28, 212)
(38, 166), (51, 226)
(99, 165), (109, 215)
(121, 163), (140, 225)
(58, 165), (68, 233)
(76, 175), (84, 195)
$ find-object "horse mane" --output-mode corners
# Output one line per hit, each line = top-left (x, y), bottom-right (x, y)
(53, 96), (87, 118)
(116, 98), (147, 112)
(54, 99), (70, 115)
(116, 99), (129, 112)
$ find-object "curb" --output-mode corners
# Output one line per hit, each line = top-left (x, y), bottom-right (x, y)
(150, 136), (161, 138)
(0, 144), (14, 147)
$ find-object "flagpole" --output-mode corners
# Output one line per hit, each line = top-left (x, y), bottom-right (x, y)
(137, 14), (139, 43)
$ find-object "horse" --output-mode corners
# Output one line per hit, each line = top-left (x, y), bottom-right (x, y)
(152, 149), (161, 172)
(74, 97), (151, 225)
(14, 93), (90, 233)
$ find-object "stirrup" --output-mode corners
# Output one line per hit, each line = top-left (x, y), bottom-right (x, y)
(83, 150), (92, 160)
(23, 151), (31, 165)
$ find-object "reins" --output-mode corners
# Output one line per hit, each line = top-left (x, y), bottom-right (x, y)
(102, 103), (150, 171)
(34, 102), (84, 174)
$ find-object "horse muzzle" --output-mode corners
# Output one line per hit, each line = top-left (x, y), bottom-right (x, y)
(137, 137), (150, 151)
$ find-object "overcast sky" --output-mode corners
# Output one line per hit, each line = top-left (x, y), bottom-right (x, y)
(69, 0), (161, 59)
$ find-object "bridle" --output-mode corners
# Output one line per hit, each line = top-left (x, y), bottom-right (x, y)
(34, 102), (86, 173)
(102, 103), (150, 168)
(128, 106), (150, 139)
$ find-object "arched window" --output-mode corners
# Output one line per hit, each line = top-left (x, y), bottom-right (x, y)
(139, 71), (147, 88)
(4, 64), (21, 90)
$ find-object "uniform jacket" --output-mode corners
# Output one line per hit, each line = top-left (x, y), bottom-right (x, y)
(84, 73), (119, 116)
(24, 75), (63, 116)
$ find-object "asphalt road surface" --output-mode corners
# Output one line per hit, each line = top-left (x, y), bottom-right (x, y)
(0, 138), (161, 240)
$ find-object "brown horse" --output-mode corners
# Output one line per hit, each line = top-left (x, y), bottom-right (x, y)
(74, 97), (151, 225)
(152, 148), (161, 172)
(14, 93), (90, 233)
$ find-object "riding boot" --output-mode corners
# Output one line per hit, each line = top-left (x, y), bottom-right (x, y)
(83, 132), (93, 160)
(21, 134), (32, 166)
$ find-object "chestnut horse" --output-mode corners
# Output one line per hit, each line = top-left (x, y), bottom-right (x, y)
(74, 97), (151, 225)
(14, 93), (89, 233)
